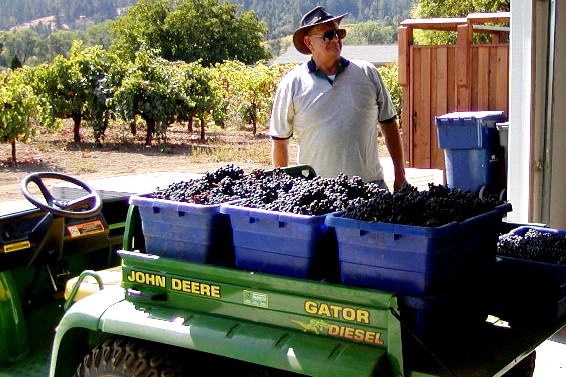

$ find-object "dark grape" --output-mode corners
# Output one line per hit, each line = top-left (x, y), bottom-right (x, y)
(150, 165), (504, 223)
(498, 228), (566, 264)
(342, 182), (503, 227)
(151, 164), (251, 205)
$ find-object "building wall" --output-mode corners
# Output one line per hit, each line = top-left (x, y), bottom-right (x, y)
(510, 0), (566, 229)
(548, 0), (566, 229)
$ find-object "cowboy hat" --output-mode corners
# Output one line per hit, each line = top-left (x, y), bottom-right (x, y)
(293, 6), (347, 54)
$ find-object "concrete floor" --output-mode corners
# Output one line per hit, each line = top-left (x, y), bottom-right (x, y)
(534, 327), (566, 376)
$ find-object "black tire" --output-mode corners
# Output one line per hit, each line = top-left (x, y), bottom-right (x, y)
(74, 336), (184, 377)
(502, 351), (536, 377)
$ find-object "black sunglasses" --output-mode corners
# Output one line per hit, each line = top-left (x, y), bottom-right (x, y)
(310, 28), (347, 43)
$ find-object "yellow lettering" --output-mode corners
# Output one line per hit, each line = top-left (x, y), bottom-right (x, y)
(191, 281), (200, 294)
(127, 270), (135, 282)
(146, 273), (155, 285)
(302, 300), (370, 324)
(318, 303), (331, 317)
(328, 324), (340, 336)
(358, 310), (369, 324)
(211, 285), (220, 298)
(201, 284), (210, 296)
(354, 329), (365, 341)
(126, 271), (165, 287)
(170, 277), (221, 298)
(343, 307), (355, 321)
(305, 301), (317, 314)
(324, 325), (384, 346)
(171, 278), (181, 290)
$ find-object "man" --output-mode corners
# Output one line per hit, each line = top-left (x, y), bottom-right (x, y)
(269, 6), (407, 191)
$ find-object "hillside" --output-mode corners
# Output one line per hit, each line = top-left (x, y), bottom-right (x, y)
(1, 0), (415, 38)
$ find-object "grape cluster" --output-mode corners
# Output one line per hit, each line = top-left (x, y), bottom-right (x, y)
(151, 164), (251, 205)
(238, 172), (384, 216)
(498, 228), (566, 264)
(151, 164), (388, 215)
(151, 165), (504, 223)
(342, 183), (502, 227)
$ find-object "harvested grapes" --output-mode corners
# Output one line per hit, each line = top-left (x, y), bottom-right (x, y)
(497, 228), (566, 264)
(342, 183), (503, 227)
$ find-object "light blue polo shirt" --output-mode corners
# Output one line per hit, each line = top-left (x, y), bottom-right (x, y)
(269, 57), (397, 182)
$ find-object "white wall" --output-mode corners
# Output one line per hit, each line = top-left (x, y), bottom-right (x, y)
(507, 0), (535, 223)
(509, 0), (566, 229)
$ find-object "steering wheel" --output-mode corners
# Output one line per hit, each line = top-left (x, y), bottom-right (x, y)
(20, 172), (103, 218)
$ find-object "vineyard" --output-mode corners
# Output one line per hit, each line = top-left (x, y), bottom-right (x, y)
(0, 41), (401, 162)
(0, 39), (399, 203)
(0, 43), (296, 160)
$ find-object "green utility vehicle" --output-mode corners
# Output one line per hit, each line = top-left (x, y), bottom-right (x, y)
(0, 170), (562, 377)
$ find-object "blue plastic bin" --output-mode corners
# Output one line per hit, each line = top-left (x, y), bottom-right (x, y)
(324, 203), (512, 296)
(398, 284), (489, 344)
(129, 194), (235, 265)
(491, 226), (566, 325)
(219, 203), (338, 280)
(436, 111), (507, 193)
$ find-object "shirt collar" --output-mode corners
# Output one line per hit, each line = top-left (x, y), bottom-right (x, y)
(307, 57), (350, 84)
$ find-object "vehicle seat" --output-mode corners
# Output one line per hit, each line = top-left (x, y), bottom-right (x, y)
(64, 266), (123, 302)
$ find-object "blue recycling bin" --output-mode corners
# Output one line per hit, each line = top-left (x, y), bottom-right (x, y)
(435, 111), (507, 193)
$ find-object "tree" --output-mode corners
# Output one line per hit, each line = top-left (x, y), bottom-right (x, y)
(10, 55), (22, 69)
(110, 0), (170, 62)
(110, 0), (270, 66)
(344, 21), (395, 45)
(32, 41), (116, 143)
(1, 29), (39, 66)
(214, 60), (293, 135)
(0, 68), (57, 162)
(175, 62), (224, 140)
(377, 63), (401, 123)
(410, 0), (510, 44)
(112, 45), (181, 146)
(41, 30), (79, 61)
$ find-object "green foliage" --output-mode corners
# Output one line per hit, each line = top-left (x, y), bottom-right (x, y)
(110, 0), (270, 66)
(0, 68), (47, 161)
(112, 44), (190, 145)
(214, 60), (294, 134)
(344, 21), (395, 45)
(231, 0), (414, 40)
(410, 0), (510, 45)
(1, 29), (39, 66)
(0, 69), (38, 142)
(31, 40), (117, 143)
(0, 0), (138, 31)
(1, 1), (414, 68)
(175, 62), (224, 139)
(377, 63), (401, 121)
(110, 0), (171, 62)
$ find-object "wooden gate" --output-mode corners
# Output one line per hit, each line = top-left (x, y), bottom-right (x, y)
(398, 13), (510, 170)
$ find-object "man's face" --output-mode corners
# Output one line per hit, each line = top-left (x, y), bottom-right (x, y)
(305, 21), (342, 59)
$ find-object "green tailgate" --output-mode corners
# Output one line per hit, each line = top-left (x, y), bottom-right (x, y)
(119, 249), (403, 377)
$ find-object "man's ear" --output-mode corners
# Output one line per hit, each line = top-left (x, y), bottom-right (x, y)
(303, 36), (312, 51)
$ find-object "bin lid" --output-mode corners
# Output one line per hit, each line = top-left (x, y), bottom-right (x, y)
(436, 110), (506, 122)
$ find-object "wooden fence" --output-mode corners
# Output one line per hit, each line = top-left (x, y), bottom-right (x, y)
(398, 13), (510, 170)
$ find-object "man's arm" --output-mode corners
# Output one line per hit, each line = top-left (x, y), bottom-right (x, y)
(379, 118), (407, 192)
(271, 138), (290, 168)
